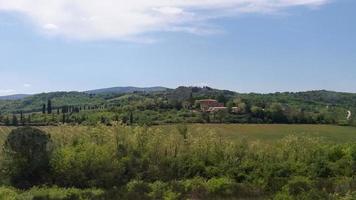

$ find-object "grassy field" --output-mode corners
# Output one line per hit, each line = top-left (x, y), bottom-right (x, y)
(1, 124), (356, 144)
(159, 124), (356, 143)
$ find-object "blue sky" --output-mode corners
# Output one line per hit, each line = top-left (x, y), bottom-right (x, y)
(0, 0), (355, 95)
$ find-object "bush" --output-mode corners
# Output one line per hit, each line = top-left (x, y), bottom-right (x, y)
(3, 127), (52, 189)
(149, 181), (181, 200)
(1, 125), (356, 199)
(0, 186), (104, 200)
(182, 177), (208, 199)
(148, 181), (169, 199)
(125, 180), (151, 200)
(50, 143), (122, 188)
(27, 187), (104, 200)
(0, 187), (17, 200)
(284, 176), (312, 196)
(206, 177), (235, 197)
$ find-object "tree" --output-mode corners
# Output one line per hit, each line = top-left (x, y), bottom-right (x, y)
(251, 106), (264, 119)
(12, 115), (18, 126)
(47, 100), (52, 114)
(42, 104), (46, 114)
(4, 116), (10, 126)
(177, 124), (188, 140)
(217, 94), (227, 106)
(20, 111), (25, 126)
(4, 127), (52, 188)
(26, 115), (31, 124)
(62, 106), (69, 114)
(237, 102), (247, 114)
(62, 113), (66, 124)
(216, 110), (228, 123)
(269, 103), (288, 123)
(129, 111), (134, 125)
(201, 112), (211, 123)
(226, 101), (234, 113)
(188, 92), (195, 105)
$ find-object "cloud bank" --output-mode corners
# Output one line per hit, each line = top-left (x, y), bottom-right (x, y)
(0, 89), (15, 95)
(0, 0), (328, 41)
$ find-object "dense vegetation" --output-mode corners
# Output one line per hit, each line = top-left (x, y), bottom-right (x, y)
(0, 87), (355, 126)
(0, 125), (356, 199)
(1, 86), (355, 199)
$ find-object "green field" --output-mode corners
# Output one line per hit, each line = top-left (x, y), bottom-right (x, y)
(160, 124), (356, 143)
(1, 124), (356, 199)
(1, 124), (356, 144)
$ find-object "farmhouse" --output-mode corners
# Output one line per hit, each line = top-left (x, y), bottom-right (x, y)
(196, 99), (224, 111)
(207, 107), (228, 112)
(196, 99), (241, 113)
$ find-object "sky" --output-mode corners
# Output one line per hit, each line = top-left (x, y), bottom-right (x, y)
(0, 0), (355, 95)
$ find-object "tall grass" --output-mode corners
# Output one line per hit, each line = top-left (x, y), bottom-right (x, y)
(0, 124), (355, 199)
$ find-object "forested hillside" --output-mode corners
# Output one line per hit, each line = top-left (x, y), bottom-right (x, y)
(0, 92), (106, 113)
(0, 87), (355, 126)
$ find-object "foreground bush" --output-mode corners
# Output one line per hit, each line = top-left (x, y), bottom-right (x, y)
(1, 125), (356, 199)
(2, 127), (52, 189)
(0, 186), (104, 200)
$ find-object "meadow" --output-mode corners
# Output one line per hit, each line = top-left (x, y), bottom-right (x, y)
(1, 124), (354, 144)
(164, 124), (356, 143)
(1, 124), (356, 199)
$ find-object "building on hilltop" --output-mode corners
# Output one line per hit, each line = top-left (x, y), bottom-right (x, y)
(196, 99), (241, 113)
(207, 107), (228, 112)
(196, 99), (224, 112)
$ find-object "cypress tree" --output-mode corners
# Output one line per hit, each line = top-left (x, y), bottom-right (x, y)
(12, 115), (18, 126)
(129, 111), (134, 125)
(47, 100), (52, 114)
(62, 113), (66, 124)
(20, 111), (24, 126)
(4, 116), (10, 126)
(42, 104), (46, 114)
(27, 115), (31, 124)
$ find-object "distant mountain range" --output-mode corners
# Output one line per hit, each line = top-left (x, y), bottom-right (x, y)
(85, 86), (168, 94)
(0, 86), (169, 100)
(1, 86), (356, 115)
(0, 94), (32, 100)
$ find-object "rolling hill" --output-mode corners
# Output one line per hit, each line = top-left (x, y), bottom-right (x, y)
(0, 94), (32, 100)
(85, 86), (168, 95)
(0, 86), (355, 124)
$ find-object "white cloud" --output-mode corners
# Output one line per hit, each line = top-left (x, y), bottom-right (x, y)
(0, 0), (328, 41)
(0, 89), (15, 94)
(23, 83), (31, 88)
(43, 23), (58, 31)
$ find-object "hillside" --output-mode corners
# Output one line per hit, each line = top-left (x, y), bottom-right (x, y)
(85, 86), (168, 95)
(0, 92), (105, 113)
(0, 94), (32, 100)
(0, 86), (355, 126)
(240, 90), (356, 108)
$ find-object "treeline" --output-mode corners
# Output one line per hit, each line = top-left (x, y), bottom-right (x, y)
(0, 87), (354, 126)
(1, 125), (356, 199)
(0, 99), (109, 126)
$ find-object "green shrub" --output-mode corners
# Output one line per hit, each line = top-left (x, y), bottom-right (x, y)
(26, 187), (104, 200)
(284, 176), (312, 196)
(50, 143), (122, 188)
(148, 181), (169, 199)
(182, 177), (208, 199)
(0, 187), (18, 200)
(206, 177), (235, 196)
(3, 127), (52, 189)
(0, 186), (104, 200)
(125, 180), (151, 200)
